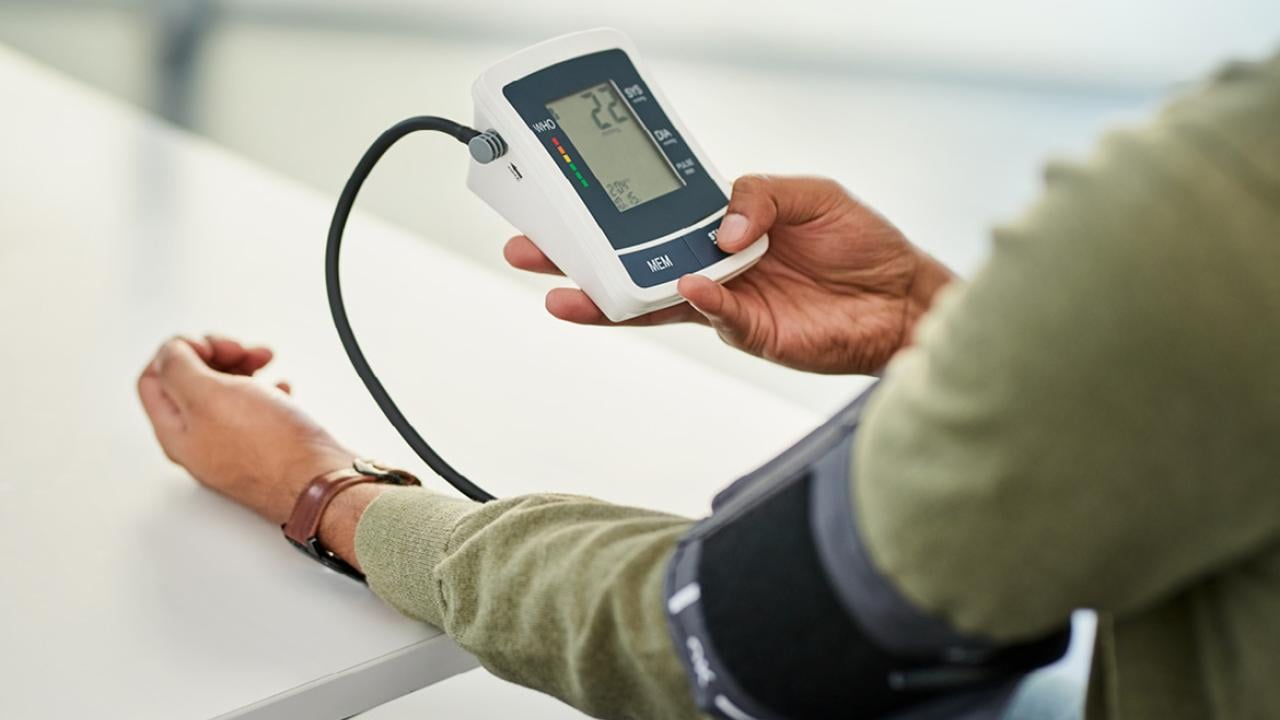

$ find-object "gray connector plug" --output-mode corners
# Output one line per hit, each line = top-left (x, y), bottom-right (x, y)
(469, 130), (507, 164)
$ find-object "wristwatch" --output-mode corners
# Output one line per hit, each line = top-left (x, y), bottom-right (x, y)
(282, 458), (421, 582)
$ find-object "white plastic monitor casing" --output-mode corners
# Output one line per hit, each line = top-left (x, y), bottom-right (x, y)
(467, 28), (767, 322)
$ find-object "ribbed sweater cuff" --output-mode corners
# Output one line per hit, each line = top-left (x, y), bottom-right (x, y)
(354, 486), (478, 627)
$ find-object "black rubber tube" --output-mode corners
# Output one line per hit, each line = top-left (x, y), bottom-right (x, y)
(325, 116), (496, 502)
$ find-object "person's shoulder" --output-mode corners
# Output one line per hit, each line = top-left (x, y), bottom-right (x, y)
(1199, 49), (1280, 93)
(956, 50), (1280, 400)
(1159, 49), (1280, 190)
(1007, 48), (1280, 269)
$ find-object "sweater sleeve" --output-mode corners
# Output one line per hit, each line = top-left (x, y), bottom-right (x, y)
(355, 487), (702, 720)
(854, 55), (1280, 642)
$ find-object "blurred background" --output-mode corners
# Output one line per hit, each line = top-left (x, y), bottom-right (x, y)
(2, 1), (1275, 717)
(4, 1), (1278, 416)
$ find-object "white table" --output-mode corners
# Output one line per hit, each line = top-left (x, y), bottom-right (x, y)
(0, 47), (831, 718)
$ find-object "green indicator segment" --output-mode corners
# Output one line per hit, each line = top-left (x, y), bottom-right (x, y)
(566, 162), (587, 187)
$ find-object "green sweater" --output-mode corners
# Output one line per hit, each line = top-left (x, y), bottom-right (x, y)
(355, 54), (1280, 720)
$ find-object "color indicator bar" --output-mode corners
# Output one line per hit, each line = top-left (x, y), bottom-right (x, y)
(551, 137), (589, 188)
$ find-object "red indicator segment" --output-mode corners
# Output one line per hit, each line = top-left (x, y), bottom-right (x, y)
(552, 138), (588, 187)
(551, 139), (572, 163)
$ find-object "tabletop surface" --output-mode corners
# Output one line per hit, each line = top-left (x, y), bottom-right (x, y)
(0, 46), (830, 718)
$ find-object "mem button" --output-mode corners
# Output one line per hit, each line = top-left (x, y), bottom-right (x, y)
(620, 236), (697, 288)
(684, 217), (731, 267)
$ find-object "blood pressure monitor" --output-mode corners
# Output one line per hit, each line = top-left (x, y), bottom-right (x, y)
(326, 28), (766, 502)
(467, 28), (767, 321)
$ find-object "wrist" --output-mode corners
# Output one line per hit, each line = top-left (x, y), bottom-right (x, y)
(264, 447), (357, 524)
(903, 249), (956, 344)
(317, 482), (390, 573)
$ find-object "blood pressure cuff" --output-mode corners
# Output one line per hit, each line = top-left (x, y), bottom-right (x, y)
(663, 382), (1071, 720)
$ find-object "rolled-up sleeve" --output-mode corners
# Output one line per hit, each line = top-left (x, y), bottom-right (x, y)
(356, 487), (701, 719)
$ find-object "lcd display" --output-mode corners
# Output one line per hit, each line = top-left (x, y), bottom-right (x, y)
(546, 82), (684, 212)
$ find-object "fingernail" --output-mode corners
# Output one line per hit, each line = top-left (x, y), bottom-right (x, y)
(677, 275), (717, 321)
(717, 213), (749, 249)
(677, 276), (703, 307)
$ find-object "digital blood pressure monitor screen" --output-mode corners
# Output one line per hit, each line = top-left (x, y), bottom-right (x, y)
(545, 82), (685, 212)
(504, 47), (731, 287)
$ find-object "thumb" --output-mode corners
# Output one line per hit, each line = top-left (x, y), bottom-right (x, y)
(138, 372), (185, 442)
(715, 175), (778, 253)
(153, 337), (219, 407)
(677, 274), (755, 348)
(717, 174), (848, 252)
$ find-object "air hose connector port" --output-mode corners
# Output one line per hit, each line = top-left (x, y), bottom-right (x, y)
(469, 130), (507, 163)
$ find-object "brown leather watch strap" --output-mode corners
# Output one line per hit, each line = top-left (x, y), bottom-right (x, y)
(282, 469), (374, 548)
(282, 459), (421, 582)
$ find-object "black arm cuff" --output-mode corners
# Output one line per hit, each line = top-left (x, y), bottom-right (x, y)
(663, 383), (1071, 719)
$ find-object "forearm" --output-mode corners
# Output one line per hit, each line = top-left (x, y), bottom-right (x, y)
(329, 486), (700, 720)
